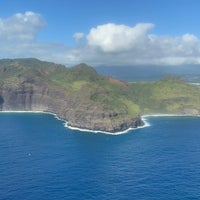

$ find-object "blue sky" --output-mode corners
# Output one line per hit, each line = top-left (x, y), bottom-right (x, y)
(1, 0), (200, 67)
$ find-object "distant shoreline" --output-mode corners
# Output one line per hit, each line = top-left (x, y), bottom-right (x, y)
(0, 111), (199, 135)
(142, 113), (200, 118)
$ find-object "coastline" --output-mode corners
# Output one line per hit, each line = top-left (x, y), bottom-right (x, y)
(65, 121), (150, 135)
(0, 110), (149, 135)
(1, 111), (199, 135)
(66, 114), (200, 135)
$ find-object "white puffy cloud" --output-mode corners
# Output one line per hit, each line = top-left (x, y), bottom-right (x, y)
(87, 23), (154, 52)
(0, 11), (45, 41)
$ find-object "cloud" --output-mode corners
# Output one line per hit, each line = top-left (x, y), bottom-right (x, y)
(73, 32), (85, 41)
(1, 12), (200, 67)
(87, 23), (154, 52)
(0, 11), (45, 41)
(83, 24), (200, 66)
(60, 23), (200, 66)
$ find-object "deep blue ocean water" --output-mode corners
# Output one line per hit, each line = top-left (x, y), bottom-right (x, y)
(0, 113), (200, 200)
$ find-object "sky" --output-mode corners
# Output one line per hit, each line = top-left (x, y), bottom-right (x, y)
(1, 0), (200, 67)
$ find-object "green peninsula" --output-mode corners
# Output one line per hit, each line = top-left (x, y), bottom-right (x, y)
(0, 58), (200, 133)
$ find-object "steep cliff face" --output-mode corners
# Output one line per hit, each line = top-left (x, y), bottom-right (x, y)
(0, 58), (143, 133)
(0, 83), (143, 133)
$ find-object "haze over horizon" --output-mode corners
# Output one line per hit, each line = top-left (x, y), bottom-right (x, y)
(1, 0), (200, 71)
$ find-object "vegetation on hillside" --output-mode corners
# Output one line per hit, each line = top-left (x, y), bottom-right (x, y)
(128, 76), (200, 114)
(0, 58), (200, 120)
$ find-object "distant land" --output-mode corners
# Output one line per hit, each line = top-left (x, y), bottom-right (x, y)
(0, 58), (200, 133)
(95, 65), (200, 82)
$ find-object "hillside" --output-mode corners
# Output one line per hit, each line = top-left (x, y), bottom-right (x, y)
(128, 76), (200, 115)
(0, 58), (200, 133)
(0, 58), (143, 133)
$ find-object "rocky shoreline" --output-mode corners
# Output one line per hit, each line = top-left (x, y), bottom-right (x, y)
(0, 80), (144, 133)
(0, 110), (145, 134)
(66, 114), (144, 134)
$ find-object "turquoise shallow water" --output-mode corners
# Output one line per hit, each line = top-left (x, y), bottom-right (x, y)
(0, 113), (200, 200)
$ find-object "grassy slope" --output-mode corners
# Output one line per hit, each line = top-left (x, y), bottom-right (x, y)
(128, 76), (200, 114)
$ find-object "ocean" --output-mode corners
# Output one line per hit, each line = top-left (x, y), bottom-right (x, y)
(0, 113), (200, 200)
